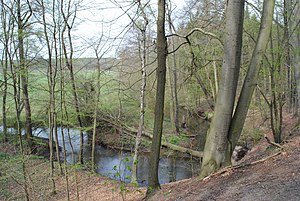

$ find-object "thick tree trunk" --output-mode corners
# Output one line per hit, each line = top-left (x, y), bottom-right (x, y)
(291, 1), (300, 111)
(228, 0), (275, 155)
(147, 0), (167, 195)
(199, 0), (245, 179)
(284, 0), (293, 113)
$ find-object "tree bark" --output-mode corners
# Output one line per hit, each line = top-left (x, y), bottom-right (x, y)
(200, 0), (245, 179)
(1, 0), (9, 142)
(291, 0), (300, 111)
(228, 0), (275, 154)
(61, 0), (84, 164)
(132, 4), (148, 184)
(167, 6), (180, 134)
(284, 0), (293, 113)
(17, 0), (33, 150)
(147, 0), (167, 195)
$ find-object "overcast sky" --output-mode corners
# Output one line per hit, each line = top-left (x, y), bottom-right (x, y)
(73, 0), (186, 57)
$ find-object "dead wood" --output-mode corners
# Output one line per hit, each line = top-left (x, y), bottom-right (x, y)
(203, 151), (282, 181)
(97, 116), (203, 158)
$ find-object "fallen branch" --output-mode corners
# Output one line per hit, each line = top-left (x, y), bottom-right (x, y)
(203, 151), (282, 181)
(123, 125), (203, 158)
(98, 116), (203, 158)
(264, 136), (284, 149)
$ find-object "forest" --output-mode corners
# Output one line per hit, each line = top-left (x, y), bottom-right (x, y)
(0, 0), (300, 200)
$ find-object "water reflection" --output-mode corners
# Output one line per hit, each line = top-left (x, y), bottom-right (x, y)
(89, 146), (199, 186)
(1, 126), (199, 186)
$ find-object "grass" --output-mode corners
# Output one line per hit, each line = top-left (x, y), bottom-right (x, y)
(0, 66), (196, 153)
(0, 66), (163, 135)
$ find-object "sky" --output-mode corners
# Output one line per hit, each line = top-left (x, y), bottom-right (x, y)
(73, 0), (186, 58)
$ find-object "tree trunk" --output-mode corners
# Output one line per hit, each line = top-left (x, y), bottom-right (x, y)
(291, 0), (300, 111)
(1, 0), (8, 142)
(228, 0), (275, 155)
(147, 0), (167, 195)
(167, 8), (180, 134)
(200, 0), (245, 179)
(284, 0), (293, 113)
(59, 24), (71, 200)
(17, 0), (33, 150)
(91, 42), (103, 173)
(132, 5), (148, 184)
(61, 1), (84, 164)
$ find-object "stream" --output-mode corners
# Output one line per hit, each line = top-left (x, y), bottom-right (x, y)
(0, 126), (200, 186)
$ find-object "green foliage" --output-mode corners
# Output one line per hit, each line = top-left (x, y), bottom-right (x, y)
(0, 152), (10, 161)
(240, 127), (264, 144)
(0, 153), (25, 200)
(133, 159), (139, 165)
(163, 189), (172, 196)
(167, 133), (189, 145)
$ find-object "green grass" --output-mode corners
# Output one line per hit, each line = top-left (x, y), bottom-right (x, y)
(0, 66), (176, 141)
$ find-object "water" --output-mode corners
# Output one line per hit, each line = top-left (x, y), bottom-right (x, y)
(0, 126), (200, 186)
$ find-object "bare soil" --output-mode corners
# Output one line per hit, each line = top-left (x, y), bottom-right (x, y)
(149, 115), (300, 201)
(149, 137), (300, 201)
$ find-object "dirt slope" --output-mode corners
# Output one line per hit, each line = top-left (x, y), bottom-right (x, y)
(1, 115), (300, 201)
(149, 134), (300, 201)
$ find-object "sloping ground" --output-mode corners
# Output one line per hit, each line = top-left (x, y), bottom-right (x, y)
(0, 143), (145, 201)
(149, 133), (300, 201)
(1, 114), (299, 201)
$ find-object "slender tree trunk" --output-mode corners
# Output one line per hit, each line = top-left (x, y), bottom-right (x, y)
(91, 43), (103, 172)
(61, 0), (84, 164)
(200, 0), (245, 179)
(1, 0), (8, 142)
(59, 25), (70, 200)
(1, 54), (8, 143)
(228, 0), (275, 156)
(213, 51), (219, 98)
(146, 0), (167, 195)
(268, 28), (285, 144)
(132, 25), (147, 184)
(10, 39), (29, 200)
(17, 0), (33, 150)
(167, 8), (180, 134)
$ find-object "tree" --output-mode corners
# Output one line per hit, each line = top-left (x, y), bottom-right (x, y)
(199, 0), (245, 178)
(39, 0), (58, 194)
(166, 1), (180, 134)
(147, 0), (167, 195)
(284, 0), (293, 113)
(200, 0), (275, 178)
(61, 0), (85, 164)
(290, 0), (300, 111)
(228, 0), (275, 149)
(130, 0), (149, 185)
(16, 0), (33, 150)
(1, 0), (9, 143)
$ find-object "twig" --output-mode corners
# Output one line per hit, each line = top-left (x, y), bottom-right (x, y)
(264, 136), (284, 149)
(203, 151), (282, 181)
